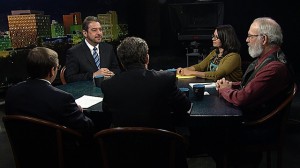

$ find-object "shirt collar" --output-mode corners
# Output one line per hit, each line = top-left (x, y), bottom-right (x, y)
(85, 39), (99, 52)
(38, 78), (51, 84)
(257, 47), (280, 64)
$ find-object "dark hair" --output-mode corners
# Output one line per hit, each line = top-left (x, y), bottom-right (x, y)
(117, 37), (149, 68)
(82, 16), (100, 31)
(27, 47), (58, 79)
(216, 24), (241, 54)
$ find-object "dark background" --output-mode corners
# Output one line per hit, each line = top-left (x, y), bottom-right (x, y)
(0, 0), (299, 81)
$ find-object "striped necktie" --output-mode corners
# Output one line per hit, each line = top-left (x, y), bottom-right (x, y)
(93, 47), (100, 69)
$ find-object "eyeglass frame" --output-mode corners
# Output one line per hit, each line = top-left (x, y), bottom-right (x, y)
(211, 34), (219, 40)
(56, 65), (61, 71)
(247, 34), (263, 39)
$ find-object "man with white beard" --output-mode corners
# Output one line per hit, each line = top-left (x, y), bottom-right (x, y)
(214, 17), (294, 167)
(216, 17), (294, 120)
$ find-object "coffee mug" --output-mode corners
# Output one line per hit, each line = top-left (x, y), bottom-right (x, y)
(179, 87), (189, 97)
(94, 75), (104, 88)
(193, 84), (205, 99)
(166, 68), (177, 75)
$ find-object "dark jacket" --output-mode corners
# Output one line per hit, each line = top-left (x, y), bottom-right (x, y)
(101, 64), (191, 131)
(5, 79), (94, 134)
(65, 41), (121, 82)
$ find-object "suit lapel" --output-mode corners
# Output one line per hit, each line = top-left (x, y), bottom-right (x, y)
(81, 42), (98, 69)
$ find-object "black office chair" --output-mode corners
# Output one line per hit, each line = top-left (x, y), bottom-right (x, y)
(224, 83), (297, 168)
(94, 127), (188, 168)
(2, 115), (83, 168)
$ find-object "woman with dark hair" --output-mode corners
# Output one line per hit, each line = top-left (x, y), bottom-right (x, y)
(177, 25), (242, 81)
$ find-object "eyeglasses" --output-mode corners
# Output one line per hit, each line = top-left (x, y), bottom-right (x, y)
(247, 34), (261, 39)
(211, 34), (219, 40)
(56, 65), (61, 70)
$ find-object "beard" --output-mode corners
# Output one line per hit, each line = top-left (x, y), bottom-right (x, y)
(248, 41), (263, 58)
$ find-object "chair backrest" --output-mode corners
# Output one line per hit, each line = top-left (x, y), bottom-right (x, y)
(242, 83), (297, 126)
(2, 115), (83, 168)
(60, 66), (67, 85)
(224, 83), (298, 168)
(94, 127), (188, 168)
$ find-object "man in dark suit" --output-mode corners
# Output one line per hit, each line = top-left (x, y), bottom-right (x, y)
(101, 37), (192, 131)
(65, 16), (121, 83)
(5, 47), (96, 168)
(5, 47), (94, 134)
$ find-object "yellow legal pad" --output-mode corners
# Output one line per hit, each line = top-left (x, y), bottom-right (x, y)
(176, 75), (196, 79)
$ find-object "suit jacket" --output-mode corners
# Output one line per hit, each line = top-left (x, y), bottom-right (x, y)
(5, 79), (94, 134)
(65, 41), (121, 83)
(101, 64), (192, 131)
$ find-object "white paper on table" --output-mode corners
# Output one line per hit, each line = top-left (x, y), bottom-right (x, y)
(204, 91), (210, 95)
(75, 95), (103, 109)
(187, 103), (193, 114)
(189, 82), (216, 89)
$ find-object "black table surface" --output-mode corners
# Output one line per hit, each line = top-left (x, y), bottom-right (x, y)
(57, 80), (103, 112)
(56, 78), (242, 121)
